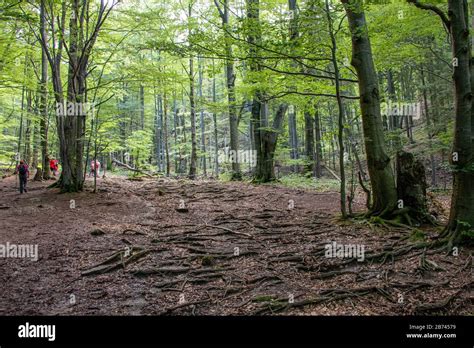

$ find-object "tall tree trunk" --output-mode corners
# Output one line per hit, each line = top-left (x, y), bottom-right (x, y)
(247, 0), (263, 180)
(328, 105), (336, 170)
(342, 0), (398, 216)
(326, 0), (346, 218)
(154, 91), (159, 170)
(214, 0), (241, 179)
(387, 69), (401, 150)
(198, 57), (207, 176)
(188, 57), (197, 180)
(409, 0), (474, 245)
(288, 109), (298, 168)
(420, 67), (437, 187)
(314, 107), (323, 178)
(40, 0), (112, 192)
(181, 97), (188, 174)
(288, 0), (299, 172)
(163, 92), (170, 177)
(17, 65), (26, 165)
(39, 0), (51, 180)
(187, 3), (197, 179)
(31, 100), (40, 170)
(444, 0), (474, 246)
(155, 93), (164, 172)
(24, 90), (32, 165)
(247, 0), (289, 182)
(304, 110), (315, 174)
(188, 56), (197, 179)
(140, 84), (145, 130)
(173, 97), (179, 173)
(61, 0), (85, 192)
(212, 63), (219, 177)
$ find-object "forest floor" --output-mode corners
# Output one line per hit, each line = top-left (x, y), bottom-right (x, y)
(0, 174), (471, 315)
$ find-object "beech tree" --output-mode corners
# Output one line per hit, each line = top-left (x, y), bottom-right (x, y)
(408, 0), (474, 246)
(214, 0), (241, 180)
(35, 0), (117, 192)
(342, 0), (398, 217)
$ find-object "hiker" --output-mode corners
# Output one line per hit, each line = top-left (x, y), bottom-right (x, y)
(49, 158), (59, 176)
(14, 160), (29, 194)
(90, 159), (101, 177)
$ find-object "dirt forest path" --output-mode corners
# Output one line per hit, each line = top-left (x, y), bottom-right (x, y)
(0, 176), (471, 315)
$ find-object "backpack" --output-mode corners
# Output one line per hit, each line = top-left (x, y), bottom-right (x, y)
(18, 164), (27, 176)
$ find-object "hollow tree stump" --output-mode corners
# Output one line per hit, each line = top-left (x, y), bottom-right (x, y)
(396, 150), (429, 224)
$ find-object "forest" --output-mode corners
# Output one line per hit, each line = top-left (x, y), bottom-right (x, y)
(0, 0), (472, 317)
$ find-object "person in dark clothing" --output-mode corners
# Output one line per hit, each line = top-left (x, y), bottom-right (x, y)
(14, 160), (29, 194)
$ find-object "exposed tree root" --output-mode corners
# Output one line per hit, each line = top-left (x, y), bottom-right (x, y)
(319, 240), (447, 274)
(131, 266), (191, 276)
(157, 298), (212, 315)
(200, 223), (253, 238)
(2, 176), (471, 315)
(81, 247), (150, 276)
(414, 289), (463, 314)
(253, 286), (386, 315)
(254, 278), (460, 315)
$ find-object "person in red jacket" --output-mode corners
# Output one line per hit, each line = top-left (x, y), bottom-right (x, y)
(49, 158), (59, 176)
(14, 160), (29, 194)
(89, 159), (101, 177)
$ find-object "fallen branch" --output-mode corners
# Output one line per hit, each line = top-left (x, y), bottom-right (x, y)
(322, 164), (341, 181)
(112, 158), (153, 177)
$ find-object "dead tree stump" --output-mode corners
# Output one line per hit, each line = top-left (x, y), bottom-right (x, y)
(396, 150), (430, 225)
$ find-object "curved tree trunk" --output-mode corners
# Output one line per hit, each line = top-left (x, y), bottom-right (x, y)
(342, 0), (398, 216)
(326, 0), (346, 218)
(443, 0), (474, 246)
(409, 0), (474, 246)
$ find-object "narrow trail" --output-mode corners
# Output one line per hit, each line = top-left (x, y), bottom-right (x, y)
(0, 176), (471, 315)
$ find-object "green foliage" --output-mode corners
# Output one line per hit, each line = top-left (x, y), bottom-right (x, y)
(125, 130), (154, 169)
(277, 173), (340, 192)
(0, 0), (459, 194)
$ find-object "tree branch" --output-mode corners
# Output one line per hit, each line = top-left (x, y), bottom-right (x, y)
(263, 91), (359, 102)
(260, 63), (358, 83)
(213, 0), (225, 20)
(406, 0), (450, 30)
